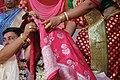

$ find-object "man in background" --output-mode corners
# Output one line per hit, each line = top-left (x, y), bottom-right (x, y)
(0, 0), (26, 44)
(0, 22), (37, 80)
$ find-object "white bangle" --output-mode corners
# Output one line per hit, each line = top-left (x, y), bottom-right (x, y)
(64, 12), (69, 20)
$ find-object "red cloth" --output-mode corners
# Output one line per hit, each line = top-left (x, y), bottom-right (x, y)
(106, 12), (120, 79)
(0, 0), (4, 9)
(76, 12), (120, 79)
(30, 32), (41, 80)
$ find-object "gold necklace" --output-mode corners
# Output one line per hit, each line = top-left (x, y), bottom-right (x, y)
(3, 8), (16, 17)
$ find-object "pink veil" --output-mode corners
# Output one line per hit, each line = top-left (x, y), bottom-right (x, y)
(29, 0), (64, 20)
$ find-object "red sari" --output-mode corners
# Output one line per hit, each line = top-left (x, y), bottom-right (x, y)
(72, 0), (120, 79)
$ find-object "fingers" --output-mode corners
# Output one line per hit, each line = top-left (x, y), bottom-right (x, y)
(28, 25), (38, 32)
(45, 22), (52, 29)
(41, 19), (50, 25)
(41, 19), (55, 31)
(29, 11), (39, 19)
(42, 16), (61, 31)
(29, 25), (37, 30)
(24, 22), (38, 34)
(28, 22), (37, 29)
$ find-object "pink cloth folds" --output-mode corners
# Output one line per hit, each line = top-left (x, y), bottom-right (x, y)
(29, 0), (96, 79)
(29, 0), (64, 20)
(39, 24), (96, 80)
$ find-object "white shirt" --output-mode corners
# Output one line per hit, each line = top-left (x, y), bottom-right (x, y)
(0, 45), (19, 80)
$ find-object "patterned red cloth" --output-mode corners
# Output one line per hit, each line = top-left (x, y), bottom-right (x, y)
(106, 12), (120, 79)
(76, 12), (120, 79)
(76, 28), (91, 66)
(74, 0), (120, 79)
(39, 25), (96, 80)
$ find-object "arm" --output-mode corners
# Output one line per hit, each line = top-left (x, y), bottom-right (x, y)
(43, 0), (97, 29)
(0, 22), (37, 64)
(64, 0), (97, 20)
(65, 21), (77, 35)
(24, 45), (30, 60)
(0, 36), (25, 64)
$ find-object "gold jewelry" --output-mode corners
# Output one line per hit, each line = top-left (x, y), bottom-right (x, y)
(29, 26), (32, 29)
(45, 22), (52, 29)
(26, 38), (30, 43)
(59, 15), (65, 22)
(64, 12), (69, 20)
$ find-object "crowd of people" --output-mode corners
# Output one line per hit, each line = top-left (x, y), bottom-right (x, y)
(0, 0), (119, 80)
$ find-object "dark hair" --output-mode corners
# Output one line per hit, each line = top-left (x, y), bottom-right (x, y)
(2, 27), (23, 37)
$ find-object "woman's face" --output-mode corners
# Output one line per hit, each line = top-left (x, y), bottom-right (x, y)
(4, 0), (17, 9)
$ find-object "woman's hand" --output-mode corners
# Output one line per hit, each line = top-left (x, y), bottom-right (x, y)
(42, 16), (62, 31)
(28, 11), (39, 19)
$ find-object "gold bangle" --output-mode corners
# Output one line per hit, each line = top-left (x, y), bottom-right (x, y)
(64, 12), (69, 20)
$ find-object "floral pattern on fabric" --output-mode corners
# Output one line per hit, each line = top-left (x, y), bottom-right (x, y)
(39, 25), (96, 80)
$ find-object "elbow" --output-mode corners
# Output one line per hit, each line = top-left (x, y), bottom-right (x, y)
(0, 56), (7, 64)
(0, 60), (5, 64)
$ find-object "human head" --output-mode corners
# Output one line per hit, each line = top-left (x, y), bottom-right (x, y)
(2, 27), (23, 46)
(4, 0), (17, 9)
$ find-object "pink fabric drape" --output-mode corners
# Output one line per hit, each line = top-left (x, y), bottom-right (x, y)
(29, 0), (65, 79)
(29, 0), (96, 79)
(39, 25), (96, 80)
(29, 0), (64, 20)
(30, 16), (96, 79)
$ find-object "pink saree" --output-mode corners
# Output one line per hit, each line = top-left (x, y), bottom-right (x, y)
(29, 0), (96, 79)
(38, 24), (96, 80)
(30, 17), (96, 79)
(29, 0), (65, 79)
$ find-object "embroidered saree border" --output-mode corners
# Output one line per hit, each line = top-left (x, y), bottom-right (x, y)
(106, 9), (120, 19)
(71, 0), (108, 74)
(10, 9), (26, 28)
(87, 9), (108, 74)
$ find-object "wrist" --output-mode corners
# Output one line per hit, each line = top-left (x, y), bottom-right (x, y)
(20, 33), (28, 43)
(59, 14), (65, 23)
(64, 12), (69, 21)
(59, 12), (69, 23)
